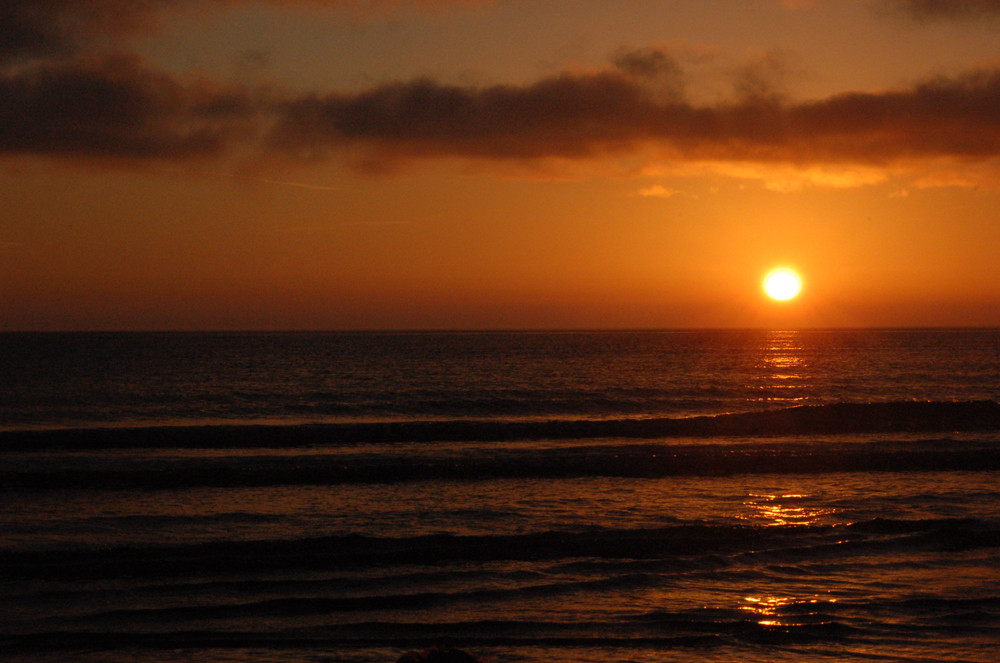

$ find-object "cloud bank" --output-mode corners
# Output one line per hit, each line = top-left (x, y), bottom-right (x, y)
(2, 1), (1000, 185)
(0, 55), (264, 160)
(4, 51), (1000, 179)
(259, 64), (1000, 172)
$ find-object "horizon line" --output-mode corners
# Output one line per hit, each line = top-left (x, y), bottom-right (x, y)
(3, 326), (999, 334)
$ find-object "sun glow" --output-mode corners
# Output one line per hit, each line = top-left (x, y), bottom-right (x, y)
(763, 268), (802, 301)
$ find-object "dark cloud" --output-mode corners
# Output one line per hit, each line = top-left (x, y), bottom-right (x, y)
(730, 49), (804, 103)
(269, 73), (660, 163)
(0, 55), (264, 159)
(612, 47), (685, 101)
(0, 0), (494, 62)
(885, 0), (1000, 20)
(2, 0), (999, 176)
(788, 71), (1000, 161)
(267, 67), (1000, 168)
(4, 52), (1000, 171)
(0, 57), (1000, 168)
(0, 1), (177, 61)
(0, 1), (87, 60)
(0, 2), (66, 59)
(613, 48), (682, 80)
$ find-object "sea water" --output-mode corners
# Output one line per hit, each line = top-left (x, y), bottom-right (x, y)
(1, 329), (999, 662)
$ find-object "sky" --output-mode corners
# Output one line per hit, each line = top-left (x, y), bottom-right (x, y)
(3, 0), (1000, 330)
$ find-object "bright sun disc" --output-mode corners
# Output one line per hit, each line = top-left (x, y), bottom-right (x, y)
(763, 268), (802, 301)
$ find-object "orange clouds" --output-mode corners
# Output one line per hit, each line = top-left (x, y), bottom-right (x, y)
(3, 0), (1000, 186)
(269, 64), (1000, 173)
(5, 50), (1000, 184)
(0, 54), (264, 159)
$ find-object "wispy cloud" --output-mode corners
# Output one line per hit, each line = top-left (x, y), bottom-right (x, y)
(634, 185), (685, 198)
(884, 0), (1000, 21)
(253, 177), (340, 191)
(0, 0), (494, 62)
(161, 166), (341, 191)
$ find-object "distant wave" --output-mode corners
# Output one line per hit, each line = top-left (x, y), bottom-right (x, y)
(2, 437), (999, 490)
(2, 401), (999, 490)
(4, 518), (997, 582)
(4, 400), (1000, 450)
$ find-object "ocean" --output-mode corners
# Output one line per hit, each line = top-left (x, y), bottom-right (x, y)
(2, 329), (999, 662)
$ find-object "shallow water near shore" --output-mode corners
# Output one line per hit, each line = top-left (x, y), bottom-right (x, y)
(2, 329), (999, 662)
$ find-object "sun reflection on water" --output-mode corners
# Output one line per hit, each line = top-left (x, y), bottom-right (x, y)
(742, 594), (793, 625)
(749, 330), (813, 406)
(740, 492), (835, 527)
(740, 594), (839, 627)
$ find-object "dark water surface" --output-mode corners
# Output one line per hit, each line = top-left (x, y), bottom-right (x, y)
(2, 330), (999, 662)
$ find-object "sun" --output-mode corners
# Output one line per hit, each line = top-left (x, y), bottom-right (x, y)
(763, 268), (802, 301)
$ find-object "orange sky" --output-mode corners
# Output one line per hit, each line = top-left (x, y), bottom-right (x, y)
(3, 0), (1000, 329)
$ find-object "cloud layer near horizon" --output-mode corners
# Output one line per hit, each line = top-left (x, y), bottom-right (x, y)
(269, 68), (1000, 166)
(2, 0), (1000, 183)
(5, 53), (1000, 176)
(0, 54), (265, 160)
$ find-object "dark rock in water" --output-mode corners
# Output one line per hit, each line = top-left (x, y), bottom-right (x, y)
(397, 647), (481, 663)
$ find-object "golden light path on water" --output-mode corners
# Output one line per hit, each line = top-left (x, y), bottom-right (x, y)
(740, 594), (840, 627)
(741, 492), (835, 527)
(750, 330), (811, 406)
(738, 491), (840, 627)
